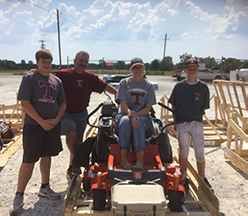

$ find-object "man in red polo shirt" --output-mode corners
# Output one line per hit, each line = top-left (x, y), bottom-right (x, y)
(53, 51), (117, 179)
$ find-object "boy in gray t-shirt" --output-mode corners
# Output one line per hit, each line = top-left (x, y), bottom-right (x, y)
(11, 49), (66, 214)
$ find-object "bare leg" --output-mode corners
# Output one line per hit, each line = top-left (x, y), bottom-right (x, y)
(40, 157), (51, 184)
(17, 163), (35, 193)
(120, 149), (129, 164)
(197, 160), (205, 177)
(136, 150), (144, 165)
(66, 132), (80, 165)
(179, 157), (188, 173)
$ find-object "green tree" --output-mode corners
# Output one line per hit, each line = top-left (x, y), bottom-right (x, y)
(150, 59), (160, 71)
(197, 56), (218, 69)
(115, 61), (126, 70)
(160, 56), (174, 71)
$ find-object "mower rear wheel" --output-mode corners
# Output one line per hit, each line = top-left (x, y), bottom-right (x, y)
(93, 189), (106, 211)
(8, 129), (15, 138)
(0, 138), (3, 150)
(168, 190), (184, 212)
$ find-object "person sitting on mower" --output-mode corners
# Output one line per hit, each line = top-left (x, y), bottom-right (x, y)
(116, 57), (156, 170)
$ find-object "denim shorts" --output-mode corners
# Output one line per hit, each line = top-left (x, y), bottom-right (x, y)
(60, 110), (88, 142)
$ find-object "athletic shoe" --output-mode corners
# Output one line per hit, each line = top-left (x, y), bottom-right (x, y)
(67, 166), (73, 180)
(10, 193), (24, 214)
(183, 177), (190, 193)
(71, 165), (81, 176)
(38, 185), (60, 200)
(203, 177), (214, 192)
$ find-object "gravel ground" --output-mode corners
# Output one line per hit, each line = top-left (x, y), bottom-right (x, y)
(0, 74), (247, 215)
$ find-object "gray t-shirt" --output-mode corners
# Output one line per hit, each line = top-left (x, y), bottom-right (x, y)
(18, 72), (66, 125)
(116, 77), (156, 114)
(168, 80), (210, 123)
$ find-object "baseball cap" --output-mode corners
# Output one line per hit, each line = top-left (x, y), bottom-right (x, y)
(185, 58), (199, 66)
(129, 57), (144, 70)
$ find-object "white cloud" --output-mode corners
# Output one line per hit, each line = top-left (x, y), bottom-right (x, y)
(186, 0), (247, 40)
(0, 10), (9, 24)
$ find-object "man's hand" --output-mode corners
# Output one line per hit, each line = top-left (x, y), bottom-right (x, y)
(29, 69), (38, 73)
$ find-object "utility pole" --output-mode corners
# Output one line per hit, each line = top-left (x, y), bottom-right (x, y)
(162, 33), (167, 75)
(57, 9), (62, 69)
(39, 40), (45, 49)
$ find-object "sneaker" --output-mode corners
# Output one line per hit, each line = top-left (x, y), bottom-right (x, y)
(38, 185), (60, 200)
(67, 166), (73, 180)
(203, 177), (214, 192)
(10, 193), (24, 214)
(71, 165), (81, 176)
(183, 177), (190, 193)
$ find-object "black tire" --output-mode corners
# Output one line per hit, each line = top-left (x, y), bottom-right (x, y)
(157, 131), (173, 163)
(215, 75), (221, 80)
(83, 180), (91, 192)
(93, 189), (106, 211)
(0, 138), (3, 150)
(168, 190), (184, 212)
(7, 129), (15, 138)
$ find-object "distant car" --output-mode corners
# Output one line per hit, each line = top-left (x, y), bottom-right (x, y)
(180, 69), (224, 81)
(102, 74), (159, 90)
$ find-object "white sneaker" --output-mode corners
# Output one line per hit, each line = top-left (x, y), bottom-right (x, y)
(10, 193), (24, 214)
(38, 185), (60, 200)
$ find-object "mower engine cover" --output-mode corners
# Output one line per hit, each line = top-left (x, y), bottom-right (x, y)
(0, 121), (9, 135)
(111, 182), (168, 215)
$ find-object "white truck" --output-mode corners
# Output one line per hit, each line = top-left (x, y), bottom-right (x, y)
(236, 68), (248, 82)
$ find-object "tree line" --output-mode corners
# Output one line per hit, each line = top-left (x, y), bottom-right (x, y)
(1, 53), (247, 73)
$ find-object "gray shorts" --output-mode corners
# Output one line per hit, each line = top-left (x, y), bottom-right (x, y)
(176, 121), (205, 163)
(60, 110), (88, 142)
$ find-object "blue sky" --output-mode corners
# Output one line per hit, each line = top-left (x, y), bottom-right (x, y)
(0, 0), (247, 65)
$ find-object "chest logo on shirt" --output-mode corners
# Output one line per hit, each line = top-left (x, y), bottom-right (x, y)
(39, 81), (56, 103)
(195, 92), (200, 101)
(76, 80), (83, 87)
(131, 92), (144, 105)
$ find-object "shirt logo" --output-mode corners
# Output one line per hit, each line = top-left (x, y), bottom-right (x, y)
(131, 92), (144, 105)
(77, 80), (83, 87)
(39, 81), (56, 100)
(195, 92), (200, 101)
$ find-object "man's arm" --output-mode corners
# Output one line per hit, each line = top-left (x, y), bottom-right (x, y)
(105, 84), (117, 95)
(21, 100), (52, 131)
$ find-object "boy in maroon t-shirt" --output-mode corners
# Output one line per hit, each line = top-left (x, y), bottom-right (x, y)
(53, 51), (117, 178)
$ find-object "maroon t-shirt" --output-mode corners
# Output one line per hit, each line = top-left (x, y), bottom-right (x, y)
(53, 69), (107, 113)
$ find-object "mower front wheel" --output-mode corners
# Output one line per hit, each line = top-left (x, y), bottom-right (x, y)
(168, 190), (184, 212)
(83, 180), (91, 192)
(93, 189), (106, 211)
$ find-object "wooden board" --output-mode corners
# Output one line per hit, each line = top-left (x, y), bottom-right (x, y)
(0, 134), (22, 168)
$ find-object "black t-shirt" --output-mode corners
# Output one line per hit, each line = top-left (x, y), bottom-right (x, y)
(168, 80), (210, 123)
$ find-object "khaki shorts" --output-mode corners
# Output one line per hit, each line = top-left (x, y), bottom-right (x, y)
(176, 121), (205, 163)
